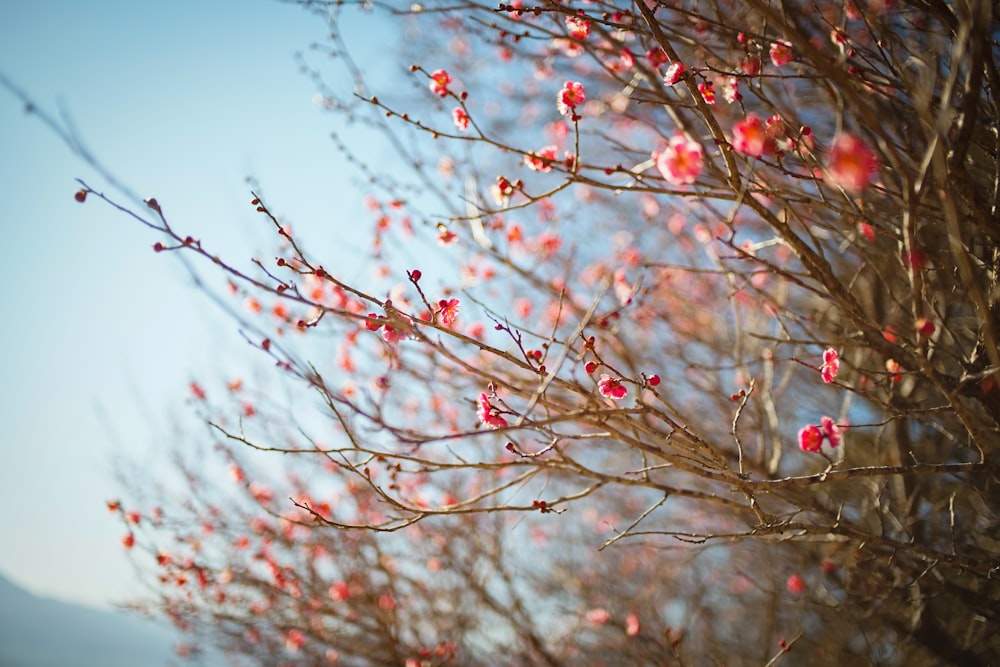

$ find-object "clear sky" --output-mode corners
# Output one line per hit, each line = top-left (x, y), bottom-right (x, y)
(0, 0), (387, 609)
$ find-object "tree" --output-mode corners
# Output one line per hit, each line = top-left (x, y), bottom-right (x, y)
(41, 0), (1000, 663)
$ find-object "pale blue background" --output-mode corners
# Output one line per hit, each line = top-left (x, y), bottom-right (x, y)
(0, 0), (385, 610)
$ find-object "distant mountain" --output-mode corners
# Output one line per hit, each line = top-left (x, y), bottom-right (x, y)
(0, 572), (204, 667)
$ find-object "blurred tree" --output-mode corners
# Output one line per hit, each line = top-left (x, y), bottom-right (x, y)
(75, 0), (1000, 663)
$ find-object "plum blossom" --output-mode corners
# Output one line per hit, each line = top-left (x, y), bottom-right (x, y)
(646, 48), (668, 68)
(477, 393), (508, 429)
(585, 608), (611, 626)
(786, 574), (806, 594)
(698, 82), (716, 104)
(719, 76), (741, 103)
(525, 145), (559, 172)
(452, 107), (470, 131)
(598, 374), (627, 400)
(732, 114), (771, 156)
(820, 416), (842, 448)
(799, 417), (844, 452)
(286, 629), (305, 653)
(820, 347), (840, 383)
(797, 424), (823, 452)
(436, 298), (460, 327)
(626, 613), (641, 637)
(557, 81), (586, 116)
(429, 69), (451, 97)
(663, 62), (686, 86)
(770, 40), (793, 67)
(826, 134), (878, 193)
(655, 134), (704, 185)
(565, 15), (590, 40)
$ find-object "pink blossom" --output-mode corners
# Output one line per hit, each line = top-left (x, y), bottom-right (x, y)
(769, 40), (793, 67)
(249, 482), (274, 503)
(585, 608), (611, 626)
(719, 76), (741, 103)
(826, 134), (878, 193)
(381, 324), (409, 343)
(526, 145), (559, 172)
(820, 416), (842, 448)
(625, 613), (640, 637)
(916, 318), (936, 337)
(698, 82), (716, 104)
(557, 81), (586, 117)
(598, 374), (627, 400)
(436, 298), (460, 327)
(429, 69), (451, 97)
(797, 424), (823, 452)
(646, 48), (668, 68)
(477, 393), (508, 429)
(663, 62), (686, 86)
(437, 228), (458, 245)
(786, 574), (806, 594)
(732, 114), (771, 157)
(820, 348), (840, 383)
(286, 629), (305, 653)
(565, 15), (590, 40)
(452, 107), (470, 131)
(741, 57), (761, 76)
(654, 134), (704, 185)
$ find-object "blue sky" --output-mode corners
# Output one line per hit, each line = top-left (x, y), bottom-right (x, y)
(0, 0), (387, 609)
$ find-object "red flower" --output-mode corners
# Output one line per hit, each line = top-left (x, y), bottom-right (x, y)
(826, 134), (878, 193)
(477, 393), (508, 429)
(557, 81), (586, 117)
(565, 15), (590, 40)
(732, 114), (772, 157)
(798, 424), (823, 452)
(769, 40), (793, 67)
(525, 145), (558, 172)
(598, 374), (627, 400)
(655, 134), (703, 185)
(820, 416), (842, 448)
(663, 62), (685, 86)
(429, 69), (451, 97)
(436, 298), (460, 327)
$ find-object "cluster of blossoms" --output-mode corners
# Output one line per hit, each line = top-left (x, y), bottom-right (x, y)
(820, 348), (840, 383)
(525, 145), (559, 172)
(798, 416), (843, 452)
(565, 15), (590, 40)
